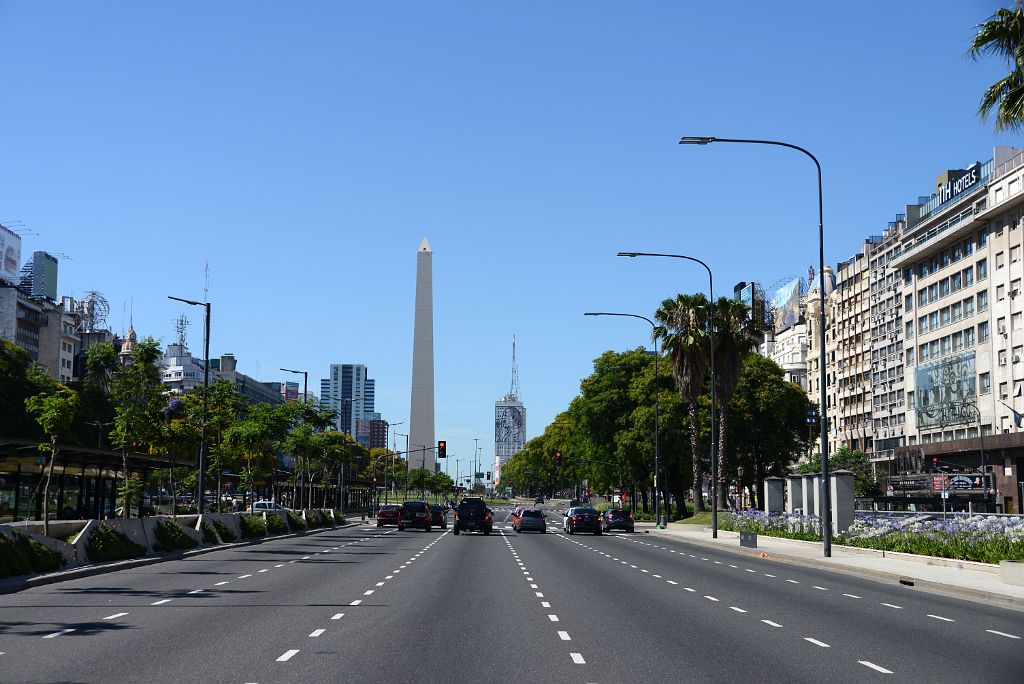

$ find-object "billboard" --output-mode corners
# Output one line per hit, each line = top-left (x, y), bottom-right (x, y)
(0, 224), (22, 280)
(914, 352), (977, 429)
(771, 277), (802, 332)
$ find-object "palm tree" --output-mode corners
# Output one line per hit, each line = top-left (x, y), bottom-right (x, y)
(969, 4), (1024, 131)
(655, 293), (711, 513)
(711, 297), (757, 509)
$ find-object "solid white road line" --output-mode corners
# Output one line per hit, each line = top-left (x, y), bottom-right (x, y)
(570, 653), (586, 664)
(331, 613), (344, 620)
(762, 620), (782, 628)
(548, 615), (560, 622)
(558, 631), (571, 640)
(859, 661), (893, 674)
(986, 629), (1021, 639)
(151, 599), (172, 605)
(309, 629), (325, 637)
(103, 612), (128, 620)
(927, 614), (955, 622)
(803, 638), (830, 648)
(880, 603), (902, 609)
(42, 629), (75, 639)
(276, 650), (299, 662)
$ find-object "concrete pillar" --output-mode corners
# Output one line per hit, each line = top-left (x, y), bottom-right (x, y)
(764, 477), (785, 513)
(830, 469), (856, 535)
(802, 474), (818, 518)
(786, 475), (804, 514)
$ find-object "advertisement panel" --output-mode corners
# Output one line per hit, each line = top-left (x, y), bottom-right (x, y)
(771, 277), (801, 332)
(914, 352), (977, 429)
(0, 224), (22, 280)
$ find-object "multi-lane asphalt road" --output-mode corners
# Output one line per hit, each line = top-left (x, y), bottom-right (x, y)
(1, 505), (1022, 683)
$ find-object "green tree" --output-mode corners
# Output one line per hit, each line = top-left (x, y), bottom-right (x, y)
(711, 297), (757, 509)
(25, 378), (80, 535)
(406, 468), (432, 499)
(0, 341), (44, 439)
(726, 355), (811, 507)
(108, 338), (167, 517)
(796, 446), (878, 498)
(429, 471), (454, 502)
(969, 4), (1024, 132)
(655, 293), (712, 512)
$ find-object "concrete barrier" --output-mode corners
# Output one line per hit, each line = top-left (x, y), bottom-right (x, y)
(0, 523), (78, 567)
(1000, 560), (1024, 586)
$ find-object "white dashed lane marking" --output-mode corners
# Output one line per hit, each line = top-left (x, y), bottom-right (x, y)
(331, 613), (344, 620)
(987, 629), (1021, 639)
(276, 650), (300, 662)
(558, 631), (571, 640)
(42, 629), (75, 639)
(762, 620), (782, 628)
(102, 612), (128, 620)
(928, 614), (955, 622)
(570, 652), (586, 664)
(859, 661), (893, 674)
(151, 599), (172, 606)
(804, 638), (830, 648)
(309, 629), (325, 637)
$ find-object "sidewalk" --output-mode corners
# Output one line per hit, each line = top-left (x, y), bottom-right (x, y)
(641, 522), (1024, 611)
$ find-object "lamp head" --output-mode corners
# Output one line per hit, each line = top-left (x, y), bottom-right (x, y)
(679, 136), (715, 145)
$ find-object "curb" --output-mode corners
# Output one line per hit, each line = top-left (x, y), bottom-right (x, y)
(0, 522), (359, 595)
(646, 528), (1024, 613)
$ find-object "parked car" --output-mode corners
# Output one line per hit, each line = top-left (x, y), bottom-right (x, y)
(428, 503), (448, 529)
(398, 501), (432, 532)
(516, 508), (546, 533)
(602, 508), (634, 533)
(248, 501), (288, 513)
(565, 507), (602, 535)
(454, 497), (492, 535)
(377, 504), (401, 527)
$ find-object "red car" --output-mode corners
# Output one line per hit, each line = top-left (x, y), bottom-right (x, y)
(377, 504), (401, 527)
(398, 501), (432, 532)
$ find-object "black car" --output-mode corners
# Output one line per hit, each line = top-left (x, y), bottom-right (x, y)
(428, 503), (448, 529)
(398, 501), (432, 532)
(602, 508), (634, 533)
(565, 507), (602, 535)
(454, 497), (492, 535)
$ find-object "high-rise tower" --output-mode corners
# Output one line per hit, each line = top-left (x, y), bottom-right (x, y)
(494, 336), (525, 484)
(409, 237), (436, 471)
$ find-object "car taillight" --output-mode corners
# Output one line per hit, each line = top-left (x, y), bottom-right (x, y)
(573, 515), (581, 521)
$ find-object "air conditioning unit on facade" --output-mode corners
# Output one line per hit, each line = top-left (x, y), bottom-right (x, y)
(1015, 356), (1021, 363)
(1000, 358), (1008, 366)
(1000, 326), (1008, 336)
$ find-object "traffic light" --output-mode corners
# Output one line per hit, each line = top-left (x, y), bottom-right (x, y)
(554, 451), (562, 466)
(486, 471), (491, 480)
(437, 440), (446, 458)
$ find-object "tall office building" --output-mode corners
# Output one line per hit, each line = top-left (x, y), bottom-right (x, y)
(409, 237), (436, 471)
(19, 251), (59, 302)
(320, 364), (375, 435)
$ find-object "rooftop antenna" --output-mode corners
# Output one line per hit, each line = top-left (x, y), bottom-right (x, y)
(509, 335), (520, 400)
(204, 261), (209, 303)
(175, 314), (190, 347)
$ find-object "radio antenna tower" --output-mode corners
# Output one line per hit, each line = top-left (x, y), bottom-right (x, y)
(175, 314), (190, 347)
(509, 335), (520, 400)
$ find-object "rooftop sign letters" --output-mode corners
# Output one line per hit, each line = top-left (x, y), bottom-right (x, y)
(937, 163), (981, 205)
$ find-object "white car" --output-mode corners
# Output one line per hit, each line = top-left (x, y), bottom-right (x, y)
(247, 501), (288, 513)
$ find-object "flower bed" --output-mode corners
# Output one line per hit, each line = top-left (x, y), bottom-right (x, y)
(720, 510), (1024, 563)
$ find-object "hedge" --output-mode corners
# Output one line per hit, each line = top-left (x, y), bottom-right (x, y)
(212, 519), (235, 543)
(86, 524), (146, 563)
(238, 515), (267, 539)
(200, 522), (218, 544)
(266, 514), (287, 535)
(286, 511), (306, 531)
(0, 530), (65, 578)
(153, 520), (199, 552)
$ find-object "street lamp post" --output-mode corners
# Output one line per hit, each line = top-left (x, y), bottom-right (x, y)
(585, 312), (662, 528)
(282, 368), (309, 508)
(169, 295), (211, 514)
(617, 252), (717, 537)
(385, 421), (404, 504)
(679, 134), (832, 557)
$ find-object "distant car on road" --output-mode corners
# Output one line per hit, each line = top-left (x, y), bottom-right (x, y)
(454, 497), (492, 535)
(534, 497), (544, 504)
(248, 501), (288, 513)
(565, 507), (602, 535)
(602, 508), (634, 533)
(428, 504), (448, 529)
(511, 505), (526, 529)
(399, 501), (432, 532)
(376, 504), (401, 527)
(516, 508), (547, 533)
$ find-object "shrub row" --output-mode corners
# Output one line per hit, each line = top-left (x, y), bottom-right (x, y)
(287, 511), (306, 531)
(238, 515), (267, 539)
(266, 514), (287, 535)
(0, 531), (66, 578)
(200, 522), (218, 544)
(212, 519), (235, 543)
(153, 520), (199, 552)
(86, 524), (146, 563)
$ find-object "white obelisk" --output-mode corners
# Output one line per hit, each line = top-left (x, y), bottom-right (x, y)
(409, 237), (436, 472)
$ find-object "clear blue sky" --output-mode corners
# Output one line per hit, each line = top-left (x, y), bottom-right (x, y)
(0, 2), (1017, 476)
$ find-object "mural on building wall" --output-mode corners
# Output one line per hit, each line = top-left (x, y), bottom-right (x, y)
(914, 352), (977, 428)
(771, 277), (802, 333)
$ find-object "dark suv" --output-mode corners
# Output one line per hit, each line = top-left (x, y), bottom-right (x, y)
(454, 497), (492, 535)
(398, 501), (432, 532)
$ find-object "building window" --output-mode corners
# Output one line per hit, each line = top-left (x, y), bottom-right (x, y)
(997, 252), (1005, 270)
(981, 372), (992, 394)
(980, 321), (990, 343)
(919, 316), (928, 335)
(1014, 246), (1022, 264)
(905, 294), (913, 311)
(907, 348), (915, 366)
(1015, 312), (1024, 330)
(978, 258), (988, 280)
(978, 290), (989, 312)
(998, 284), (1007, 301)
(979, 230), (989, 248)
